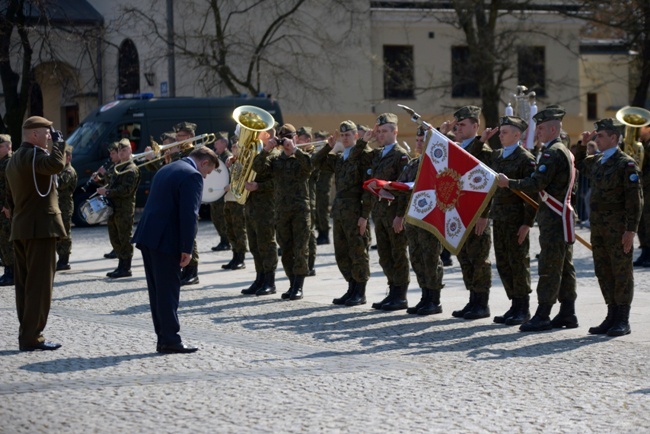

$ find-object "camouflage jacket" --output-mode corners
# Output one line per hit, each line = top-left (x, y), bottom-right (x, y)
(253, 148), (312, 212)
(363, 141), (411, 218)
(57, 162), (78, 216)
(107, 161), (140, 210)
(466, 137), (495, 218)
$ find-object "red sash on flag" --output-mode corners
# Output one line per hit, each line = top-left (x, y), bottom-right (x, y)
(539, 150), (576, 244)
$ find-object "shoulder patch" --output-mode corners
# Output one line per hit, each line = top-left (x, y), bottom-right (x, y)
(401, 155), (409, 161)
(538, 164), (547, 173)
(628, 162), (636, 167)
(542, 153), (551, 158)
(367, 168), (372, 175)
(529, 161), (536, 166)
(630, 173), (639, 183)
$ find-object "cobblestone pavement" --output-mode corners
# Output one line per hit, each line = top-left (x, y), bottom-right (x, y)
(1, 221), (649, 433)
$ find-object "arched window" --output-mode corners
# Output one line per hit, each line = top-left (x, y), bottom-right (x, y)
(118, 39), (140, 94)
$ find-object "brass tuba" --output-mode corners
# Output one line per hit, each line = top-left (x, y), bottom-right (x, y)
(616, 106), (650, 167)
(230, 105), (275, 204)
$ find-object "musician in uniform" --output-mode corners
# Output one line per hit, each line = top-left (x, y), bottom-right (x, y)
(0, 134), (14, 286)
(55, 145), (78, 271)
(313, 120), (372, 306)
(253, 124), (312, 300)
(98, 139), (140, 278)
(221, 138), (247, 271)
(575, 118), (642, 336)
(633, 124), (650, 266)
(363, 113), (411, 311)
(482, 116), (537, 325)
(315, 130), (333, 245)
(211, 132), (232, 252)
(497, 105), (578, 332)
(296, 126), (318, 276)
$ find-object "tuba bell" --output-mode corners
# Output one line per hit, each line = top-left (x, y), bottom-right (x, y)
(616, 106), (650, 167)
(230, 105), (275, 204)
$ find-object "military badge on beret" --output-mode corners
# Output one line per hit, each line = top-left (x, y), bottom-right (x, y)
(339, 120), (356, 132)
(499, 116), (528, 132)
(533, 105), (565, 124)
(454, 105), (481, 122)
(594, 118), (622, 133)
(377, 113), (398, 126)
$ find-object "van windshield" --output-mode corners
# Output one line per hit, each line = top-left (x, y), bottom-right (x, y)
(67, 121), (110, 155)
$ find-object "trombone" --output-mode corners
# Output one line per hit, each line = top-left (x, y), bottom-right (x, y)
(114, 133), (216, 174)
(295, 139), (328, 152)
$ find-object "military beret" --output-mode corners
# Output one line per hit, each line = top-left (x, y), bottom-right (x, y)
(594, 118), (622, 133)
(296, 126), (313, 137)
(416, 126), (427, 136)
(277, 124), (297, 138)
(107, 142), (119, 152)
(533, 105), (566, 124)
(314, 130), (329, 139)
(377, 113), (398, 126)
(216, 131), (229, 142)
(499, 116), (528, 132)
(65, 145), (74, 155)
(357, 124), (370, 133)
(0, 134), (11, 144)
(22, 116), (53, 129)
(160, 131), (176, 142)
(340, 120), (357, 132)
(174, 121), (197, 134)
(117, 138), (131, 149)
(454, 106), (481, 122)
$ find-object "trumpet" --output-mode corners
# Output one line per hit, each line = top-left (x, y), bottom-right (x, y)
(114, 133), (216, 174)
(294, 139), (328, 151)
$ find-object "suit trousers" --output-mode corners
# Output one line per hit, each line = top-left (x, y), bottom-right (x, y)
(139, 245), (182, 346)
(13, 238), (56, 347)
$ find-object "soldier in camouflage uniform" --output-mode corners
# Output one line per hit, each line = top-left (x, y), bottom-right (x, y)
(98, 139), (140, 278)
(633, 125), (650, 266)
(221, 138), (247, 271)
(315, 130), (333, 245)
(575, 118), (643, 336)
(440, 106), (493, 320)
(481, 116), (537, 325)
(363, 113), (411, 311)
(211, 132), (232, 252)
(312, 120), (372, 306)
(296, 126), (318, 276)
(55, 145), (78, 271)
(0, 134), (14, 286)
(252, 124), (312, 300)
(87, 142), (120, 259)
(397, 127), (444, 315)
(497, 106), (578, 332)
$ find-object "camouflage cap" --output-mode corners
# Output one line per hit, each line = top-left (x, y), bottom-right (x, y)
(416, 126), (427, 136)
(174, 121), (197, 134)
(296, 126), (313, 138)
(65, 145), (74, 156)
(117, 138), (131, 149)
(594, 118), (622, 133)
(160, 131), (176, 142)
(22, 116), (53, 129)
(107, 142), (119, 152)
(216, 131), (229, 142)
(377, 113), (398, 126)
(533, 105), (565, 124)
(340, 120), (357, 132)
(453, 105), (481, 122)
(277, 123), (297, 138)
(314, 130), (329, 139)
(0, 134), (11, 144)
(357, 124), (370, 133)
(499, 116), (528, 132)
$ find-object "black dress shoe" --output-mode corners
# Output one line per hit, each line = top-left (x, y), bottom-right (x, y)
(157, 342), (198, 354)
(104, 250), (117, 259)
(20, 341), (62, 351)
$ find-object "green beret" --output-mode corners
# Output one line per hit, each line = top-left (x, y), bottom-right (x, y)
(314, 130), (329, 139)
(216, 131), (229, 142)
(277, 124), (297, 138)
(0, 134), (11, 144)
(499, 116), (528, 132)
(416, 126), (426, 136)
(160, 131), (176, 142)
(533, 105), (565, 124)
(117, 138), (131, 149)
(107, 142), (119, 151)
(339, 120), (357, 133)
(296, 126), (313, 137)
(23, 116), (53, 129)
(377, 113), (398, 126)
(454, 106), (481, 122)
(594, 118), (622, 133)
(174, 121), (197, 134)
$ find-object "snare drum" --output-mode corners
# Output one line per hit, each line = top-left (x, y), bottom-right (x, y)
(80, 196), (114, 225)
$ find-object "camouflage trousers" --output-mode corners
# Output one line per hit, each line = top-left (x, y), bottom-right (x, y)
(309, 205), (316, 266)
(405, 224), (443, 290)
(457, 225), (492, 294)
(637, 193), (650, 247)
(245, 203), (278, 273)
(333, 213), (370, 283)
(493, 220), (531, 299)
(591, 214), (634, 305)
(373, 213), (410, 287)
(315, 172), (333, 231)
(0, 214), (13, 267)
(224, 201), (247, 254)
(108, 207), (135, 260)
(276, 208), (311, 277)
(536, 216), (576, 305)
(210, 198), (227, 239)
(56, 212), (73, 256)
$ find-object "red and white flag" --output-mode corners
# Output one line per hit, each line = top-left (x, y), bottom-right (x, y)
(405, 128), (498, 254)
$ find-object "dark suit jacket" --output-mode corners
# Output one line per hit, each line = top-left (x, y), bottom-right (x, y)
(132, 157), (203, 257)
(6, 141), (66, 241)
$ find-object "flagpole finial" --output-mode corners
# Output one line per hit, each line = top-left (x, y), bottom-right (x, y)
(397, 104), (433, 131)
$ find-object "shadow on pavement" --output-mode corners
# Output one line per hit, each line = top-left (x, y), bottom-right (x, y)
(19, 353), (159, 373)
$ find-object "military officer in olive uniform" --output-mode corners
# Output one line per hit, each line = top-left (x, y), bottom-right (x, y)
(98, 139), (140, 278)
(55, 145), (78, 271)
(575, 118), (643, 336)
(440, 106), (493, 320)
(497, 105), (578, 332)
(0, 134), (14, 286)
(221, 138), (248, 271)
(6, 116), (67, 351)
(315, 129), (333, 245)
(313, 120), (372, 306)
(296, 126), (318, 276)
(211, 132), (232, 252)
(253, 124), (312, 300)
(481, 116), (537, 325)
(363, 113), (411, 311)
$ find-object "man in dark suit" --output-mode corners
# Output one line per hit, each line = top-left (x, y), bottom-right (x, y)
(6, 116), (66, 351)
(132, 146), (219, 353)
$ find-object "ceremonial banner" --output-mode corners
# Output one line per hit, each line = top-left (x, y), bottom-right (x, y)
(405, 128), (498, 254)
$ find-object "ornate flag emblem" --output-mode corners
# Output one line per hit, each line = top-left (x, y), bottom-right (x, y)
(405, 128), (497, 254)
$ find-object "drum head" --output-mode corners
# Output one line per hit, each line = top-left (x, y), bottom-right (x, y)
(202, 163), (229, 203)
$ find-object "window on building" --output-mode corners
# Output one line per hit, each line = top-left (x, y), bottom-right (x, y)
(587, 93), (598, 120)
(518, 46), (546, 97)
(383, 45), (414, 99)
(118, 39), (140, 94)
(451, 46), (480, 98)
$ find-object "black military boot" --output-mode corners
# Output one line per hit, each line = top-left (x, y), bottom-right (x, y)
(106, 259), (123, 278)
(307, 254), (316, 276)
(281, 275), (295, 299)
(494, 298), (516, 324)
(372, 285), (395, 310)
(212, 237), (231, 252)
(382, 285), (408, 311)
(56, 254), (71, 271)
(229, 252), (246, 270)
(242, 272), (264, 295)
(180, 264), (199, 286)
(407, 288), (429, 314)
(588, 304), (617, 335)
(345, 281), (367, 306)
(110, 258), (133, 279)
(333, 280), (355, 305)
(104, 249), (116, 259)
(505, 296), (531, 325)
(452, 291), (475, 318)
(0, 266), (14, 286)
(288, 275), (305, 300)
(633, 247), (649, 267)
(519, 304), (553, 332)
(256, 271), (277, 296)
(316, 229), (330, 245)
(607, 304), (631, 337)
(464, 292), (490, 319)
(417, 288), (443, 315)
(221, 252), (237, 269)
(441, 249), (453, 266)
(550, 300), (579, 329)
